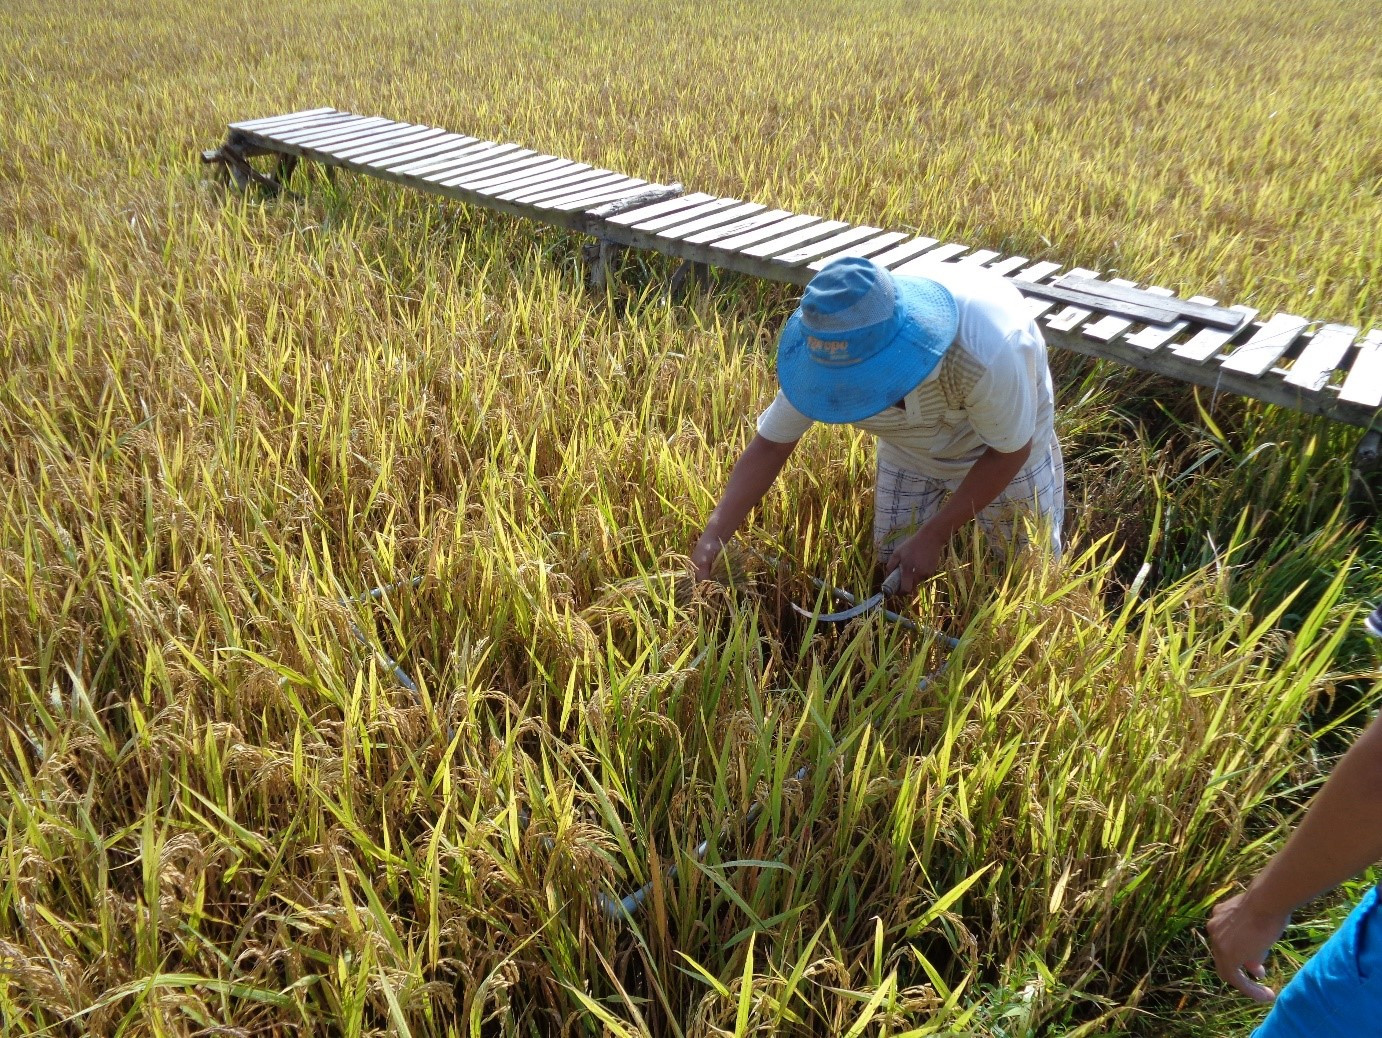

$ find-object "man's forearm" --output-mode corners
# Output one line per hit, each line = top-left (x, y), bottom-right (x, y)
(920, 440), (1032, 544)
(694, 435), (798, 574)
(1242, 715), (1382, 916)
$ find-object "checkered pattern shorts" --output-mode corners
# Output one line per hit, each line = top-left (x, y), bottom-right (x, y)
(873, 438), (1065, 562)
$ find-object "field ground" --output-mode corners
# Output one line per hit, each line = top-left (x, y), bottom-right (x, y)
(3, 0), (1382, 1034)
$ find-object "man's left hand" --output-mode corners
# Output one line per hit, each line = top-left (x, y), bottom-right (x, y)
(885, 528), (944, 594)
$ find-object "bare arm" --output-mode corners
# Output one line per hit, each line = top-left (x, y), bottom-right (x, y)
(692, 433), (799, 580)
(886, 439), (1032, 593)
(1209, 713), (1382, 1001)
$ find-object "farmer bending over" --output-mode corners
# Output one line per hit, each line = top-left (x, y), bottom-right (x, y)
(692, 255), (1063, 592)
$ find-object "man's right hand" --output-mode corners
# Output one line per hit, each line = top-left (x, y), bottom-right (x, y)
(1208, 889), (1288, 1003)
(691, 533), (726, 582)
(691, 433), (799, 583)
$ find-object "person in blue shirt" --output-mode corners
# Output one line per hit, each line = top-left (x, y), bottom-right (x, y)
(1208, 613), (1382, 1035)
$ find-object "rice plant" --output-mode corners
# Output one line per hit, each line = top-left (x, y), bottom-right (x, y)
(2, 0), (1380, 1034)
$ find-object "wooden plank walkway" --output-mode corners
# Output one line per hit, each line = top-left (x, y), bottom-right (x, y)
(207, 108), (1381, 429)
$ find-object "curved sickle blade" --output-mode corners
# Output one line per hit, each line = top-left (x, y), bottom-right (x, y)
(791, 590), (885, 624)
(790, 569), (901, 624)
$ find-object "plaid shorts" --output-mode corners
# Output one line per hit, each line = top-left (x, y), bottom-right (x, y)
(872, 437), (1065, 562)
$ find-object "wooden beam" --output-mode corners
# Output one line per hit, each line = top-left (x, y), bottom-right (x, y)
(1056, 274), (1248, 330)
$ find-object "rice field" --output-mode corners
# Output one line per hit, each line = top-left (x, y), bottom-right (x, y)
(2, 0), (1381, 1034)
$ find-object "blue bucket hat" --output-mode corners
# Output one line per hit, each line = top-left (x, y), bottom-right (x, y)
(777, 256), (959, 424)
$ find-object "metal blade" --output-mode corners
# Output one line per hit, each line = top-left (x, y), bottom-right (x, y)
(790, 568), (901, 624)
(791, 590), (885, 623)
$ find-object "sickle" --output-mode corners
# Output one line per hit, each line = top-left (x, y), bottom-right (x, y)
(791, 567), (902, 623)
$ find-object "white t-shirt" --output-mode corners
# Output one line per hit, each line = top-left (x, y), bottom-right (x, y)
(756, 262), (1056, 480)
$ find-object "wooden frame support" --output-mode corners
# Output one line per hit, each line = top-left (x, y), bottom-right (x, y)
(668, 259), (712, 301)
(580, 184), (685, 289)
(200, 130), (295, 195)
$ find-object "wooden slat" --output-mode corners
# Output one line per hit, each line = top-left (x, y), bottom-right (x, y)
(412, 147), (531, 184)
(236, 112), (349, 139)
(467, 160), (589, 196)
(438, 150), (549, 187)
(1057, 275), (1249, 331)
(568, 183), (667, 212)
(375, 135), (482, 170)
(310, 124), (429, 156)
(430, 150), (544, 187)
(1012, 261), (1062, 283)
(407, 147), (523, 182)
(1014, 263), (1072, 319)
(545, 180), (652, 211)
(285, 123), (417, 157)
(807, 230), (909, 270)
(983, 255), (1030, 277)
(522, 175), (628, 208)
(866, 237), (940, 270)
(510, 170), (627, 204)
(443, 150), (552, 184)
(1219, 314), (1311, 376)
(1284, 324), (1360, 391)
(503, 168), (621, 203)
(231, 107), (336, 131)
(588, 187), (687, 218)
(338, 127), (451, 164)
(742, 219), (848, 259)
(607, 193), (717, 227)
(234, 110), (348, 136)
(955, 249), (1000, 267)
(1043, 270), (1105, 331)
(655, 201), (766, 242)
(387, 139), (502, 174)
(1082, 280), (1153, 342)
(630, 197), (742, 234)
(389, 141), (508, 178)
(1014, 277), (1178, 325)
(682, 209), (794, 246)
(457, 156), (574, 192)
(532, 178), (640, 210)
(330, 126), (443, 161)
(1172, 306), (1261, 362)
(712, 213), (823, 253)
(773, 225), (884, 266)
(249, 112), (377, 144)
(277, 116), (402, 148)
(1124, 295), (1219, 351)
(1339, 331), (1382, 407)
(1010, 262), (1065, 320)
(896, 242), (968, 269)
